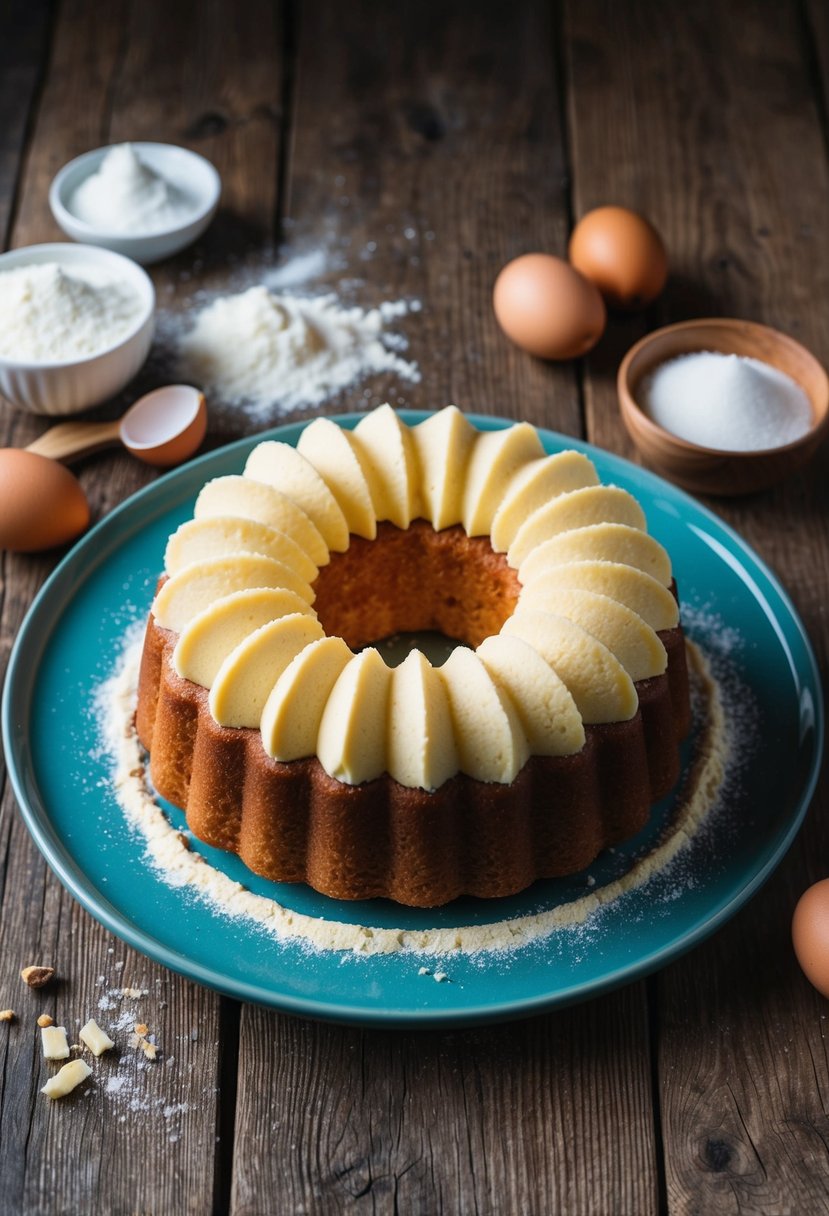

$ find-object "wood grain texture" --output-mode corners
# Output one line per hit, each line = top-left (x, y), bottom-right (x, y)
(0, 0), (52, 249)
(0, 0), (266, 1210)
(106, 0), (284, 250)
(276, 0), (583, 435)
(804, 0), (829, 138)
(232, 990), (656, 1216)
(565, 1), (829, 1211)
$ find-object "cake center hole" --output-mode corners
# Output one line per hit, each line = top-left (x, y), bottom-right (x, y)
(369, 630), (466, 668)
(312, 520), (521, 654)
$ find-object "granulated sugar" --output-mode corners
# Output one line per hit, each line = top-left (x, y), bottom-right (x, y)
(69, 144), (194, 235)
(177, 285), (420, 416)
(640, 351), (813, 451)
(95, 636), (730, 958)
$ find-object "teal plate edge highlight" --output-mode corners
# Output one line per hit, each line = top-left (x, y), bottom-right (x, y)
(2, 411), (824, 1027)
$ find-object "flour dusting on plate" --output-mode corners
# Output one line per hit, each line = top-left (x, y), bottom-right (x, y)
(94, 636), (730, 958)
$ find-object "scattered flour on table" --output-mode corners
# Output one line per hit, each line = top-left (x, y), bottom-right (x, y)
(142, 233), (427, 425)
(70, 977), (196, 1141)
(177, 285), (420, 417)
(94, 635), (730, 958)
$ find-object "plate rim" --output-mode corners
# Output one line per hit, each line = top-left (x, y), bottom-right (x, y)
(2, 410), (824, 1026)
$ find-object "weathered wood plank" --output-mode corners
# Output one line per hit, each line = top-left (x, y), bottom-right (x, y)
(276, 0), (584, 435)
(0, 0), (285, 1208)
(230, 4), (658, 1214)
(103, 0), (287, 451)
(0, 0), (52, 250)
(107, 0), (284, 250)
(232, 991), (656, 1216)
(565, 1), (829, 1211)
(805, 0), (829, 129)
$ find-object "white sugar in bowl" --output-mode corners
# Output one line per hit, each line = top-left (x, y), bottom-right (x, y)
(49, 142), (221, 265)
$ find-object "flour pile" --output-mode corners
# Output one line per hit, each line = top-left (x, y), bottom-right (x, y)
(0, 262), (144, 361)
(177, 286), (420, 415)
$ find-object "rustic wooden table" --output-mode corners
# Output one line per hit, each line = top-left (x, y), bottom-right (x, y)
(1, 2), (828, 1213)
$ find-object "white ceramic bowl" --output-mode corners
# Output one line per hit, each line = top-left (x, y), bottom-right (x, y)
(0, 243), (155, 416)
(49, 142), (221, 265)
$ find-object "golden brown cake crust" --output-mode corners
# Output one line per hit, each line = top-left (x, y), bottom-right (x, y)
(136, 589), (691, 907)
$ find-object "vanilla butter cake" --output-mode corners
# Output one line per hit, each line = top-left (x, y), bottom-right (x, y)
(136, 405), (691, 907)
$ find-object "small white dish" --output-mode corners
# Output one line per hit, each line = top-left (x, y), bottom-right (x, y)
(49, 142), (221, 265)
(0, 243), (155, 416)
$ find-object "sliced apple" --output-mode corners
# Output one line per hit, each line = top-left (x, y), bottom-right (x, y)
(152, 554), (314, 634)
(296, 417), (376, 540)
(518, 523), (671, 588)
(411, 405), (476, 530)
(173, 587), (316, 688)
(194, 475), (328, 566)
(352, 404), (419, 529)
(387, 650), (458, 789)
(502, 609), (638, 724)
(244, 441), (350, 552)
(507, 485), (647, 568)
(521, 560), (678, 632)
(476, 633), (585, 756)
(208, 614), (325, 728)
(260, 635), (353, 761)
(489, 451), (599, 552)
(317, 648), (392, 783)
(164, 515), (318, 584)
(461, 422), (545, 537)
(438, 646), (529, 782)
(517, 586), (667, 682)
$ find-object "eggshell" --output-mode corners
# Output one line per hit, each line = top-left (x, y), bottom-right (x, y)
(792, 879), (829, 998)
(493, 254), (606, 360)
(121, 386), (207, 468)
(569, 206), (668, 310)
(0, 449), (90, 552)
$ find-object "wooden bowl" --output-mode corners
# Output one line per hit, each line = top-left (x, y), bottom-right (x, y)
(617, 318), (829, 495)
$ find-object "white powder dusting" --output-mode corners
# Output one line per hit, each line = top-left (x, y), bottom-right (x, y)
(95, 637), (729, 958)
(262, 250), (333, 291)
(145, 232), (428, 426)
(177, 286), (420, 415)
(640, 351), (813, 451)
(0, 262), (144, 361)
(70, 144), (195, 235)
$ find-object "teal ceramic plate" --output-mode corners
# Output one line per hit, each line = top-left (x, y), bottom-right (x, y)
(2, 413), (823, 1026)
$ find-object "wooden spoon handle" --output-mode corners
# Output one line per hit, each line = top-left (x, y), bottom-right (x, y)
(25, 420), (122, 462)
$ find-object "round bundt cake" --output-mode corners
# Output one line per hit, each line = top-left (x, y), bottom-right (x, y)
(136, 405), (691, 907)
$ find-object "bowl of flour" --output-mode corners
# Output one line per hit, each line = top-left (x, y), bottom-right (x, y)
(0, 243), (155, 415)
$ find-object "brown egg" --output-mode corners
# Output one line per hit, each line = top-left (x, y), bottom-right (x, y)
(569, 206), (668, 310)
(792, 879), (829, 998)
(493, 254), (606, 360)
(0, 449), (90, 552)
